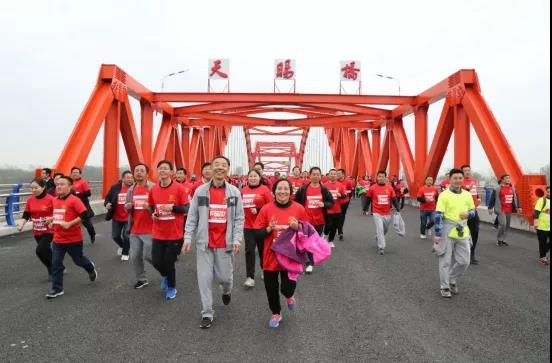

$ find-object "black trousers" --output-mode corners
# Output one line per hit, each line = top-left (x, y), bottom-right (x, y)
(244, 229), (264, 279)
(337, 202), (350, 235)
(263, 270), (297, 315)
(34, 234), (54, 274)
(468, 212), (480, 258)
(537, 230), (550, 258)
(324, 214), (341, 242)
(152, 239), (181, 288)
(82, 218), (96, 241)
(399, 197), (406, 210)
(361, 195), (369, 213)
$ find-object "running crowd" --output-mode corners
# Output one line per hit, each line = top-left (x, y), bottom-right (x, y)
(16, 161), (550, 327)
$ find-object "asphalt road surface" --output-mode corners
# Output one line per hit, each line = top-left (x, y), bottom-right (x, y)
(0, 202), (549, 362)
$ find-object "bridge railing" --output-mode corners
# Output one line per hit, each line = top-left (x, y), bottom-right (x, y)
(0, 181), (103, 227)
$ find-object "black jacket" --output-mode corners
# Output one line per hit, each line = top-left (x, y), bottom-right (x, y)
(104, 181), (125, 221)
(294, 183), (335, 212)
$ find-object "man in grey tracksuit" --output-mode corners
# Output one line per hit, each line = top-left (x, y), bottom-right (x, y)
(183, 156), (244, 329)
(488, 174), (522, 247)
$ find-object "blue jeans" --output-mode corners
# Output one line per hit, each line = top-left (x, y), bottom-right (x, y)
(112, 220), (130, 255)
(420, 211), (435, 235)
(51, 242), (94, 292)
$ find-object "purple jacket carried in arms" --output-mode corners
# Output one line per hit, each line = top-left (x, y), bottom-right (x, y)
(271, 222), (332, 281)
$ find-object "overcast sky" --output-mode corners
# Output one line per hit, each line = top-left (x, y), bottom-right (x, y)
(0, 0), (549, 176)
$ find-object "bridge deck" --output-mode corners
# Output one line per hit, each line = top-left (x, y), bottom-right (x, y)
(0, 202), (549, 362)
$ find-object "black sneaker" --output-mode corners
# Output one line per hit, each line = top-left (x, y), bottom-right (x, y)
(496, 241), (503, 247)
(45, 290), (64, 299)
(501, 241), (509, 247)
(338, 234), (344, 241)
(200, 317), (213, 329)
(88, 263), (98, 282)
(134, 280), (149, 289)
(470, 258), (479, 265)
(222, 293), (231, 306)
(450, 284), (459, 295)
(90, 234), (96, 244)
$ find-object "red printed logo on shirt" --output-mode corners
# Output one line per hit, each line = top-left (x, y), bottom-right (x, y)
(377, 195), (389, 205)
(32, 217), (48, 232)
(208, 204), (228, 224)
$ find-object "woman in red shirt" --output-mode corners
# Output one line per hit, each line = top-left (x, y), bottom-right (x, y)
(17, 178), (59, 279)
(254, 179), (307, 328)
(241, 169), (273, 288)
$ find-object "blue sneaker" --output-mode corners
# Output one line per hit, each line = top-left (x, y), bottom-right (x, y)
(165, 288), (177, 300)
(269, 314), (282, 328)
(160, 277), (168, 291)
(287, 296), (296, 311)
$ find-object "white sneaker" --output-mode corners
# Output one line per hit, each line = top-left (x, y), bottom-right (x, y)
(121, 255), (129, 261)
(305, 265), (314, 274)
(117, 248), (123, 256)
(329, 242), (336, 248)
(420, 234), (427, 240)
(243, 277), (255, 288)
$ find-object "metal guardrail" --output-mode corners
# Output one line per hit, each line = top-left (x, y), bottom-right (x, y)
(0, 181), (103, 226)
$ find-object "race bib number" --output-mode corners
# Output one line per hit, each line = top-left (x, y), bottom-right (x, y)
(53, 209), (66, 225)
(242, 194), (256, 209)
(32, 217), (48, 232)
(156, 204), (175, 220)
(307, 196), (322, 209)
(331, 191), (339, 200)
(133, 195), (148, 210)
(505, 195), (514, 205)
(208, 204), (228, 224)
(424, 193), (435, 202)
(117, 193), (127, 205)
(377, 194), (389, 205)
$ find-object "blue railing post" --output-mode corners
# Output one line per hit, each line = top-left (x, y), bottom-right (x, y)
(5, 184), (21, 226)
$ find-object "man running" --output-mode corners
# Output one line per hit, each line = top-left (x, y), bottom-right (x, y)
(71, 167), (96, 244)
(183, 156), (244, 329)
(104, 171), (134, 261)
(337, 169), (354, 240)
(191, 163), (213, 197)
(534, 186), (550, 266)
(41, 168), (56, 195)
(46, 176), (98, 299)
(433, 168), (476, 298)
(489, 174), (522, 247)
(365, 171), (401, 255)
(417, 176), (440, 239)
(324, 169), (347, 248)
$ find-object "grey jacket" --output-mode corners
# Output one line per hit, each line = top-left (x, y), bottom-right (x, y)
(489, 185), (520, 214)
(184, 181), (244, 251)
(125, 181), (154, 234)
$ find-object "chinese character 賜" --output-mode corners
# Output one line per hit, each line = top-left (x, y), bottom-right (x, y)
(276, 59), (295, 79)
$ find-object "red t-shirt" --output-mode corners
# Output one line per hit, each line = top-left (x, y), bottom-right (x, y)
(148, 181), (189, 241)
(72, 178), (90, 195)
(367, 184), (396, 215)
(52, 194), (87, 244)
(191, 179), (209, 197)
(462, 178), (479, 207)
(303, 184), (325, 226)
(113, 184), (130, 222)
(288, 176), (305, 197)
(440, 179), (450, 191)
(25, 194), (54, 236)
(326, 182), (346, 215)
(417, 186), (439, 211)
(500, 186), (515, 214)
(321, 177), (329, 185)
(242, 184), (273, 229)
(208, 185), (228, 249)
(254, 202), (307, 271)
(130, 184), (153, 234)
(178, 181), (193, 217)
(359, 180), (372, 190)
(395, 182), (408, 198)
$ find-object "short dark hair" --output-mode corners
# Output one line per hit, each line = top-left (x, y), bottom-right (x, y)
(201, 162), (212, 171)
(254, 162), (265, 170)
(292, 166), (300, 171)
(53, 172), (64, 178)
(60, 176), (74, 185)
(71, 166), (82, 174)
(212, 155), (230, 167)
(272, 178), (294, 195)
(42, 168), (52, 176)
(460, 164), (471, 170)
(328, 169), (337, 173)
(309, 167), (322, 175)
(157, 160), (173, 170)
(176, 168), (187, 174)
(31, 178), (47, 188)
(134, 163), (150, 173)
(377, 170), (387, 177)
(337, 168), (346, 174)
(121, 170), (132, 178)
(499, 174), (510, 182)
(449, 168), (464, 178)
(248, 169), (262, 179)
